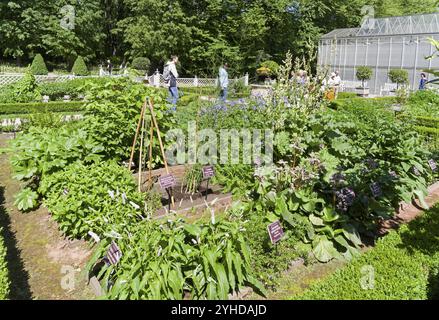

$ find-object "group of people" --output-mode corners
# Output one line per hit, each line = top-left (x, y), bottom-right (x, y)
(163, 55), (229, 106)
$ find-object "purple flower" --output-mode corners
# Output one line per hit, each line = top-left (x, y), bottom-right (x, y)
(336, 187), (356, 212)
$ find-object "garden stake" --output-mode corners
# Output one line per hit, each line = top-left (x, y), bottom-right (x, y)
(148, 97), (175, 207)
(129, 100), (147, 171)
(138, 105), (146, 192)
(147, 119), (154, 190)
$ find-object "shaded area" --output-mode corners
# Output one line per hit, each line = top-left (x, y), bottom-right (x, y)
(399, 205), (439, 300)
(0, 186), (32, 299)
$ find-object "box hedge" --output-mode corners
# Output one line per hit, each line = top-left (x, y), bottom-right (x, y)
(0, 101), (86, 115)
(0, 227), (10, 299)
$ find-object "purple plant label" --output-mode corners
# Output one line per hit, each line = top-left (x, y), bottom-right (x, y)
(370, 182), (382, 198)
(106, 241), (122, 265)
(267, 221), (284, 245)
(428, 159), (437, 172)
(159, 174), (176, 189)
(202, 165), (215, 179)
(108, 190), (115, 199)
(389, 171), (398, 179)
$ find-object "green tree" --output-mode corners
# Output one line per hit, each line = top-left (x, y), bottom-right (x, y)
(389, 69), (409, 89)
(356, 66), (373, 88)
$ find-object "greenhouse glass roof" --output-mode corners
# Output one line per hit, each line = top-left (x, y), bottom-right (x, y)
(322, 13), (439, 39)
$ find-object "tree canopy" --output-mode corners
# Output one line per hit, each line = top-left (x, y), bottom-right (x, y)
(0, 0), (437, 76)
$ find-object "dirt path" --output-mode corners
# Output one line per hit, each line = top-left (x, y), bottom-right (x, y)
(0, 133), (94, 300)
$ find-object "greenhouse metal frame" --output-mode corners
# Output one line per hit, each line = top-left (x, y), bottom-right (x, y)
(318, 13), (439, 95)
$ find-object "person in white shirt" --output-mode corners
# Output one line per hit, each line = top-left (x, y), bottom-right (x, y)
(164, 55), (180, 107)
(219, 63), (229, 102)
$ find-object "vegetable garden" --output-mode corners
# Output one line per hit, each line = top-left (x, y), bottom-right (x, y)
(1, 55), (439, 300)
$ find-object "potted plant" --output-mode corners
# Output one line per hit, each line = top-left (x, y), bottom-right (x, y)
(388, 69), (409, 91)
(256, 60), (279, 85)
(356, 66), (373, 97)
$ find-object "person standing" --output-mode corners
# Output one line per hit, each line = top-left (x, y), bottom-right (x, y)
(106, 59), (113, 75)
(219, 63), (229, 102)
(164, 55), (179, 106)
(333, 70), (342, 96)
(419, 73), (428, 90)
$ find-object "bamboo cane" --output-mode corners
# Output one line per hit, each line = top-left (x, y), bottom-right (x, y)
(128, 100), (147, 171)
(138, 106), (146, 192)
(148, 97), (174, 207)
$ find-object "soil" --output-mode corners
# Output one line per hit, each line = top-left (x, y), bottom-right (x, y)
(0, 133), (94, 300)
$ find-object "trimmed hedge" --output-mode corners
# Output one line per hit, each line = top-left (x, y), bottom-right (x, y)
(0, 101), (86, 115)
(30, 54), (48, 75)
(0, 227), (10, 299)
(71, 56), (89, 76)
(292, 204), (439, 300)
(329, 97), (396, 110)
(39, 78), (109, 101)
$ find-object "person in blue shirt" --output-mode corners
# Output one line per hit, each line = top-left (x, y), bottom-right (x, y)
(219, 63), (229, 102)
(419, 73), (428, 90)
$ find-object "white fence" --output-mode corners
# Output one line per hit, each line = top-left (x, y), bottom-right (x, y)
(0, 74), (105, 87)
(1, 72), (250, 88)
(146, 72), (249, 88)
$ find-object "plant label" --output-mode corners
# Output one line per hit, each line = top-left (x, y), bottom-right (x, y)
(267, 221), (284, 245)
(202, 165), (215, 179)
(412, 166), (421, 176)
(106, 241), (122, 265)
(429, 159), (437, 172)
(159, 174), (176, 189)
(370, 182), (382, 198)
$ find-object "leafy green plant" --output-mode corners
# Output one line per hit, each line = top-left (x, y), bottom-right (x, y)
(13, 188), (39, 211)
(83, 78), (175, 163)
(11, 125), (104, 183)
(40, 162), (147, 238)
(2, 69), (42, 103)
(30, 54), (48, 75)
(86, 217), (265, 299)
(71, 56), (90, 76)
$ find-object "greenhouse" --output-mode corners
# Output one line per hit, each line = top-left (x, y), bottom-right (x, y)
(318, 13), (439, 95)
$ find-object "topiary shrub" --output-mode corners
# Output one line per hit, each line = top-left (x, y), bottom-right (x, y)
(257, 60), (279, 79)
(30, 54), (49, 75)
(131, 57), (151, 72)
(389, 69), (409, 89)
(356, 66), (373, 88)
(71, 56), (89, 76)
